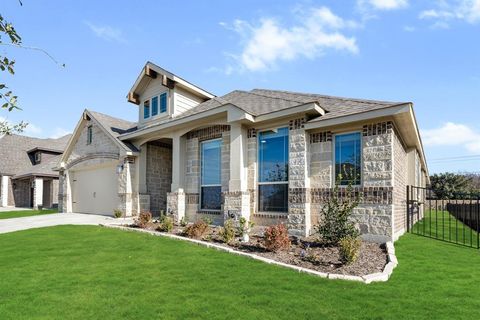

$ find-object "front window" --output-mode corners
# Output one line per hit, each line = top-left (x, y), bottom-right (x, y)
(200, 139), (222, 210)
(335, 132), (361, 185)
(258, 127), (289, 212)
(143, 100), (150, 119)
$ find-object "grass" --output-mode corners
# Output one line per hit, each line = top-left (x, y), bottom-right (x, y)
(0, 209), (57, 220)
(411, 210), (479, 247)
(1, 226), (480, 319)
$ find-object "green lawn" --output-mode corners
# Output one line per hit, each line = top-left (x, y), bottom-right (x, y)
(411, 210), (479, 247)
(0, 226), (479, 319)
(0, 209), (58, 220)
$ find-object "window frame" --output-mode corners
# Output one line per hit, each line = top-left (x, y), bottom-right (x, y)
(87, 125), (93, 145)
(257, 126), (289, 213)
(151, 96), (159, 116)
(159, 92), (168, 113)
(333, 131), (363, 187)
(34, 152), (41, 164)
(143, 100), (150, 119)
(199, 138), (222, 211)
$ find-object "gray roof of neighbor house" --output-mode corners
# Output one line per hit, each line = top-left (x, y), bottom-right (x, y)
(0, 134), (71, 178)
(86, 110), (139, 153)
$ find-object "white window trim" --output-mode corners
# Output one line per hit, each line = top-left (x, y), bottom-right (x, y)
(34, 152), (41, 164)
(257, 126), (289, 213)
(333, 131), (363, 187)
(142, 91), (169, 122)
(200, 138), (222, 211)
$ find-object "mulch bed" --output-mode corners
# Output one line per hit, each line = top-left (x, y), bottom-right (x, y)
(131, 222), (387, 277)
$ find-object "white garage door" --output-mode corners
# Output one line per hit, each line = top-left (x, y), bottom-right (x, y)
(72, 164), (118, 216)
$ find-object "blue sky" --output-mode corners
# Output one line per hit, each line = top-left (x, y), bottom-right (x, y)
(1, 0), (480, 173)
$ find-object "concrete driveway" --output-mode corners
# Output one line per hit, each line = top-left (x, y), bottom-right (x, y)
(0, 213), (133, 234)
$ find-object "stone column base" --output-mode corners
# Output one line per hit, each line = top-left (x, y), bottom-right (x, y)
(288, 188), (311, 237)
(223, 191), (250, 222)
(167, 192), (185, 224)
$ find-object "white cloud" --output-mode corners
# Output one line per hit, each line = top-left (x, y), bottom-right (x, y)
(358, 0), (409, 11)
(403, 25), (416, 31)
(84, 21), (127, 43)
(221, 7), (358, 73)
(422, 122), (480, 154)
(23, 123), (43, 136)
(419, 0), (480, 26)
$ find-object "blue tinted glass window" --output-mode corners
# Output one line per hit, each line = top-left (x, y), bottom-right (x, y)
(201, 139), (222, 210)
(160, 92), (167, 113)
(335, 132), (361, 185)
(258, 128), (289, 182)
(143, 100), (150, 119)
(151, 96), (158, 116)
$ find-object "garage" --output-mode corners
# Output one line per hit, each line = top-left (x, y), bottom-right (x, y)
(72, 163), (118, 216)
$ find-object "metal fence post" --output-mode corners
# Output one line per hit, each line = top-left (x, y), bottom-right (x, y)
(406, 185), (410, 233)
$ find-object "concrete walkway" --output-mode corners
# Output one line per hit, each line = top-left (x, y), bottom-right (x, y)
(0, 213), (133, 234)
(0, 207), (32, 212)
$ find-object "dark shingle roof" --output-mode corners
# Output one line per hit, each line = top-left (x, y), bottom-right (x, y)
(0, 134), (71, 177)
(175, 88), (405, 121)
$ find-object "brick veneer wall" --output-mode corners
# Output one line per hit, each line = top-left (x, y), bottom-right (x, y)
(393, 129), (407, 239)
(146, 142), (172, 215)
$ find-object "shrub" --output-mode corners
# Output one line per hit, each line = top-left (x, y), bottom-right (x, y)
(180, 216), (187, 227)
(135, 211), (152, 228)
(238, 217), (255, 236)
(264, 224), (290, 252)
(339, 235), (362, 264)
(315, 178), (360, 245)
(219, 219), (236, 244)
(184, 220), (210, 239)
(113, 209), (123, 218)
(157, 215), (174, 233)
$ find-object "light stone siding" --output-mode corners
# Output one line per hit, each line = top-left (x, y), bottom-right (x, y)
(393, 130), (408, 239)
(362, 134), (393, 187)
(288, 119), (311, 236)
(247, 129), (257, 215)
(146, 143), (172, 215)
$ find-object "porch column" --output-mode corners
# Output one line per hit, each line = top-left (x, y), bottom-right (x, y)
(33, 177), (44, 209)
(1, 176), (9, 207)
(167, 133), (186, 223)
(224, 123), (250, 221)
(288, 118), (311, 237)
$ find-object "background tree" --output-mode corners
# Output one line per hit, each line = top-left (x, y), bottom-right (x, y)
(0, 11), (27, 134)
(429, 172), (472, 199)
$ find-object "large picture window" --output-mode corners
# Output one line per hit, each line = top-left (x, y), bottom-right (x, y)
(335, 132), (361, 185)
(258, 127), (289, 212)
(200, 139), (222, 210)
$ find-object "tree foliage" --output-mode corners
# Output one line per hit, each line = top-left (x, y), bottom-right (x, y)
(429, 172), (474, 199)
(0, 10), (27, 134)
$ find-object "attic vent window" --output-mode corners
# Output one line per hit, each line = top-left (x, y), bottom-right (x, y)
(87, 125), (93, 145)
(34, 152), (41, 164)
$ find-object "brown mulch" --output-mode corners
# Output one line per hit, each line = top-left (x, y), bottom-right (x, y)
(130, 222), (387, 277)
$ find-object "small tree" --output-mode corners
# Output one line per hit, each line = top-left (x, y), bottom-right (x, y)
(316, 176), (360, 245)
(430, 172), (472, 199)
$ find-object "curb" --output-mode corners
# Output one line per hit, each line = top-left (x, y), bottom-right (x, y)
(101, 224), (398, 284)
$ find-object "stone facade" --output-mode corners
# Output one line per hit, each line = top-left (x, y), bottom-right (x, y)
(146, 142), (172, 215)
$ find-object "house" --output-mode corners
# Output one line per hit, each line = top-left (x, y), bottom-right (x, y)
(57, 62), (428, 242)
(0, 134), (71, 209)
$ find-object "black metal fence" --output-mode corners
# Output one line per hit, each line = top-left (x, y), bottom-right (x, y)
(406, 185), (480, 249)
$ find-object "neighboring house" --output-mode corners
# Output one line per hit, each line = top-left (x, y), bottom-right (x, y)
(0, 134), (71, 209)
(58, 62), (428, 242)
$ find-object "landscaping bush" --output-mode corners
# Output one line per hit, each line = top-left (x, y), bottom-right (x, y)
(157, 215), (174, 233)
(135, 211), (152, 228)
(113, 209), (123, 218)
(180, 216), (187, 227)
(339, 235), (362, 264)
(238, 217), (255, 242)
(316, 178), (360, 245)
(183, 220), (210, 239)
(264, 224), (290, 252)
(219, 219), (236, 244)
